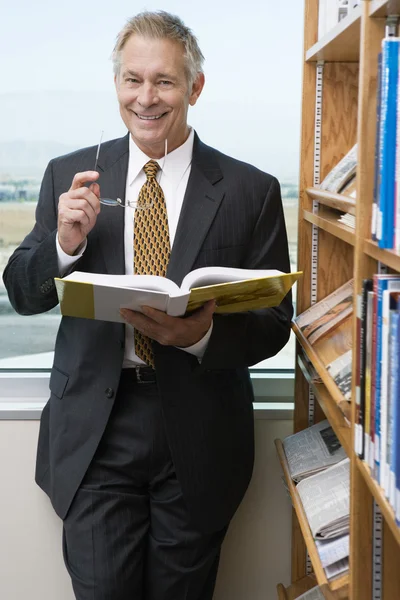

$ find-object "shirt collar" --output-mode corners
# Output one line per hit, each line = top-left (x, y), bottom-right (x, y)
(128, 128), (194, 186)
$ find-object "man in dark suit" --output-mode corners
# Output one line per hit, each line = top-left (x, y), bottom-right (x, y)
(3, 10), (293, 600)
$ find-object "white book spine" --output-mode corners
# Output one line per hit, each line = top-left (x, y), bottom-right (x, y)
(380, 289), (390, 490)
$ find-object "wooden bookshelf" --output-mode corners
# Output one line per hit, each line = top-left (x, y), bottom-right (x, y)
(306, 188), (356, 216)
(306, 7), (362, 63)
(277, 0), (400, 598)
(303, 210), (355, 246)
(297, 354), (351, 455)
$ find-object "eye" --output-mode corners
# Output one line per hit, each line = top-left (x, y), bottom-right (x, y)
(159, 80), (172, 86)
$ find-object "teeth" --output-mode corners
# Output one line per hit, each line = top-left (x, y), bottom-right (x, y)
(137, 114), (163, 120)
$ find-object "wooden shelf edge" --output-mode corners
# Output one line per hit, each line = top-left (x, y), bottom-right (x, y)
(292, 322), (351, 410)
(306, 187), (356, 216)
(303, 210), (355, 246)
(274, 440), (349, 598)
(364, 239), (400, 272)
(305, 6), (362, 62)
(356, 458), (400, 547)
(369, 0), (389, 17)
(297, 354), (351, 456)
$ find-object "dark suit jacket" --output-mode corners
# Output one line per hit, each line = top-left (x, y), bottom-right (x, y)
(3, 132), (293, 533)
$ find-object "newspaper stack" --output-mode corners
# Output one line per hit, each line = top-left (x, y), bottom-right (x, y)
(283, 419), (347, 482)
(296, 458), (350, 539)
(296, 586), (325, 600)
(316, 533), (349, 579)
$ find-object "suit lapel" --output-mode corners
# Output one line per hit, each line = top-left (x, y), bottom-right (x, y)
(167, 135), (224, 285)
(95, 134), (129, 275)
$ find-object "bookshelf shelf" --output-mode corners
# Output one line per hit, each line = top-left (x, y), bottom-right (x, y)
(297, 354), (351, 456)
(303, 209), (355, 246)
(356, 459), (400, 548)
(277, 576), (318, 600)
(306, 188), (356, 216)
(305, 7), (362, 63)
(363, 239), (400, 272)
(275, 439), (350, 599)
(292, 322), (351, 411)
(369, 0), (388, 18)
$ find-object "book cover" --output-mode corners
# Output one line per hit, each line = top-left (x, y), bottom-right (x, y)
(372, 52), (383, 241)
(377, 38), (400, 249)
(364, 290), (375, 467)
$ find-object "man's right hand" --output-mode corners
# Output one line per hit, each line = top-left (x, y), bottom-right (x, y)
(57, 171), (101, 256)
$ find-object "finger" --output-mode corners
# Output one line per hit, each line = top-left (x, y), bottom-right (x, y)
(189, 299), (217, 322)
(120, 309), (162, 339)
(89, 182), (100, 199)
(59, 208), (91, 227)
(69, 171), (99, 192)
(61, 188), (100, 216)
(59, 198), (97, 223)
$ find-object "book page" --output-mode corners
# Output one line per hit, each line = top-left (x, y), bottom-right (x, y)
(62, 271), (180, 295)
(180, 266), (284, 291)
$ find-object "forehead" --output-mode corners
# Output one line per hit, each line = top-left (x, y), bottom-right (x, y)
(120, 35), (186, 75)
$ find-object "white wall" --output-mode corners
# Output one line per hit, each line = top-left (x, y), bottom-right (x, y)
(0, 417), (293, 600)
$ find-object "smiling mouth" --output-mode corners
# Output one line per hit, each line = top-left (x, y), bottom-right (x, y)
(134, 112), (168, 120)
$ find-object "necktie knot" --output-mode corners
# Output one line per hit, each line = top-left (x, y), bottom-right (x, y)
(143, 160), (160, 181)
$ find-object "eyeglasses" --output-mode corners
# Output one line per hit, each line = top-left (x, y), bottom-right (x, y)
(93, 130), (167, 209)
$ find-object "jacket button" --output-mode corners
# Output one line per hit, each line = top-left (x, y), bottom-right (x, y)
(105, 388), (114, 399)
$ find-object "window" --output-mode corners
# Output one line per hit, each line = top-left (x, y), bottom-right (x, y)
(0, 1), (303, 371)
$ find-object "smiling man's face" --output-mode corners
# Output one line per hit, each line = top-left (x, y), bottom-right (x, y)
(115, 35), (204, 158)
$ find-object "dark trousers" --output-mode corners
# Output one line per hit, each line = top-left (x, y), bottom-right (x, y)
(62, 371), (228, 600)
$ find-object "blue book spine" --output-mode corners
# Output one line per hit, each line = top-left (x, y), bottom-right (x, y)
(374, 277), (400, 481)
(389, 308), (400, 508)
(372, 52), (383, 241)
(378, 38), (400, 249)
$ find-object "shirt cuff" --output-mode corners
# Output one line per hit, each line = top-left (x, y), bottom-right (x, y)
(56, 235), (87, 276)
(177, 321), (214, 359)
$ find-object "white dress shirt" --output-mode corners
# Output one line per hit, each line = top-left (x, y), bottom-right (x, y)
(57, 128), (212, 367)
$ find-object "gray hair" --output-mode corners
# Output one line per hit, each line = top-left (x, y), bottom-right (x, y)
(112, 11), (204, 88)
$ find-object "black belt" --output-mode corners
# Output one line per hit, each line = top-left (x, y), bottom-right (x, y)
(121, 366), (157, 384)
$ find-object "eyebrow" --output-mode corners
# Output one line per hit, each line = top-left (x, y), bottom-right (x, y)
(122, 69), (176, 81)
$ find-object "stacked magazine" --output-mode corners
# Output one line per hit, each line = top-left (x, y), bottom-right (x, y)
(296, 586), (325, 600)
(283, 419), (347, 482)
(282, 424), (350, 580)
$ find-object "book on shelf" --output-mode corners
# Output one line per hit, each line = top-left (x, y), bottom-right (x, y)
(282, 419), (347, 483)
(296, 458), (350, 540)
(337, 212), (356, 229)
(355, 279), (373, 458)
(294, 279), (354, 345)
(326, 349), (352, 401)
(54, 267), (301, 322)
(319, 144), (357, 195)
(371, 36), (400, 250)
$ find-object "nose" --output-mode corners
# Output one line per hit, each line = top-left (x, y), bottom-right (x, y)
(137, 82), (159, 108)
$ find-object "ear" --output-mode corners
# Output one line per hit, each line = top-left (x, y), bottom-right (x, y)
(189, 73), (205, 106)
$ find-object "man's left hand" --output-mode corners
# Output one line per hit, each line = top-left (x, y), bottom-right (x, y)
(120, 300), (216, 348)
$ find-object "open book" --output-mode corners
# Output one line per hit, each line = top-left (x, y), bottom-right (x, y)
(54, 266), (301, 323)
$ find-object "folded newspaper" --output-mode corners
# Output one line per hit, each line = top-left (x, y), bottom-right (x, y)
(319, 144), (357, 194)
(326, 350), (352, 401)
(296, 458), (350, 539)
(296, 586), (325, 600)
(283, 419), (347, 482)
(316, 533), (349, 579)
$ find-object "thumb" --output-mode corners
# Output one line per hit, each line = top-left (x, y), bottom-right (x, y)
(89, 182), (100, 198)
(198, 299), (217, 320)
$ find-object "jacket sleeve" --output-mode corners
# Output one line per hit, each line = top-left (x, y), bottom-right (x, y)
(2, 160), (62, 315)
(200, 176), (293, 369)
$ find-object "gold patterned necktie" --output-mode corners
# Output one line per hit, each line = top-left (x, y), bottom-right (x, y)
(133, 160), (171, 367)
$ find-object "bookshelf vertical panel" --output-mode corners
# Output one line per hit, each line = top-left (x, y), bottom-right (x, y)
(297, 0), (319, 317)
(291, 508), (308, 583)
(350, 465), (373, 599)
(320, 63), (359, 183)
(382, 520), (400, 599)
(317, 231), (354, 299)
